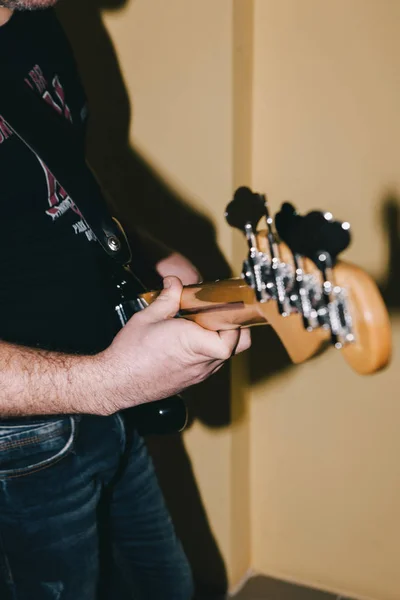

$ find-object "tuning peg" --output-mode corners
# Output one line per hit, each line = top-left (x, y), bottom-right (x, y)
(275, 203), (313, 328)
(275, 207), (351, 264)
(301, 211), (351, 263)
(275, 202), (301, 240)
(275, 204), (309, 256)
(224, 186), (267, 232)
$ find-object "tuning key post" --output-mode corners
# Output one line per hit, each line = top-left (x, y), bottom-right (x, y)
(242, 222), (270, 303)
(291, 253), (315, 331)
(313, 250), (355, 351)
(261, 195), (290, 316)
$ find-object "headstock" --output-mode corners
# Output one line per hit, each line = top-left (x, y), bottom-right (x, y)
(225, 187), (392, 375)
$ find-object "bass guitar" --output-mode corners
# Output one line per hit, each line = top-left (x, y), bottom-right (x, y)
(113, 186), (391, 435)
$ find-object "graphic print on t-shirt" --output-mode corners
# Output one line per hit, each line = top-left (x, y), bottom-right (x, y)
(26, 64), (73, 123)
(0, 117), (12, 144)
(0, 63), (95, 242)
(38, 156), (96, 242)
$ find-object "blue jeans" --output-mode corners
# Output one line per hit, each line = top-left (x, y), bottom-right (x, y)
(0, 413), (194, 599)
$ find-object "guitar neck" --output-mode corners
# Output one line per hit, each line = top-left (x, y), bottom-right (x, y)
(140, 277), (328, 365)
(140, 278), (269, 330)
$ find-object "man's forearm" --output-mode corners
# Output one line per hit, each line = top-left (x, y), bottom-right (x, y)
(0, 341), (108, 418)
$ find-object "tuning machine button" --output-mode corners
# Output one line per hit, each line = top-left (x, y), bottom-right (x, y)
(224, 186), (267, 232)
(275, 208), (351, 264)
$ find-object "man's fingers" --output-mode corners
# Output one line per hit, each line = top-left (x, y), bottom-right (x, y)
(233, 328), (251, 355)
(217, 328), (252, 358)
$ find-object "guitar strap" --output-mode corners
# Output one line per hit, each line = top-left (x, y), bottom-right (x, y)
(0, 78), (132, 266)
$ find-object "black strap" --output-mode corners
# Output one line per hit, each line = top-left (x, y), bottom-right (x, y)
(0, 79), (132, 265)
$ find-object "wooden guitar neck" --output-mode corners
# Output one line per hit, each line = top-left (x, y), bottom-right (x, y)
(140, 278), (328, 365)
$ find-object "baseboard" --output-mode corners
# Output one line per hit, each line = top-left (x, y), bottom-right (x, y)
(228, 573), (358, 599)
(228, 569), (256, 597)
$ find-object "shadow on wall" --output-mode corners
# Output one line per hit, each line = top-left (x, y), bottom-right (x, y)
(380, 193), (400, 310)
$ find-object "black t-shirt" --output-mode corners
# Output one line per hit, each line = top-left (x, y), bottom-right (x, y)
(0, 9), (120, 354)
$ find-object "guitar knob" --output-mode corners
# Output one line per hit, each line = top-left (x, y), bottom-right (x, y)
(225, 186), (267, 232)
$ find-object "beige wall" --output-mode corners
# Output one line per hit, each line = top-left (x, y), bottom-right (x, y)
(251, 2), (400, 599)
(61, 0), (400, 597)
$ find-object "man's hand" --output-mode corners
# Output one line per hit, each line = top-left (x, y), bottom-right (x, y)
(98, 276), (251, 415)
(0, 276), (251, 418)
(156, 252), (201, 285)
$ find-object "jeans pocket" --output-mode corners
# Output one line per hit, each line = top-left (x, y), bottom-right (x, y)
(0, 417), (76, 479)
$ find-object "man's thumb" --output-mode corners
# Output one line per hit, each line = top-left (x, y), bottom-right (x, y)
(140, 276), (182, 322)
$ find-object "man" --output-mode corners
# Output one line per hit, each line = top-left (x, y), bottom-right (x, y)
(0, 1), (251, 599)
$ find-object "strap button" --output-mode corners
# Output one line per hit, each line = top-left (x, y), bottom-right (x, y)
(107, 235), (121, 252)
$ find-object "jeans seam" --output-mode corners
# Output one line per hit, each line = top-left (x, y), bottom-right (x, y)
(0, 419), (65, 429)
(0, 427), (68, 451)
(0, 417), (76, 480)
(4, 453), (69, 480)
